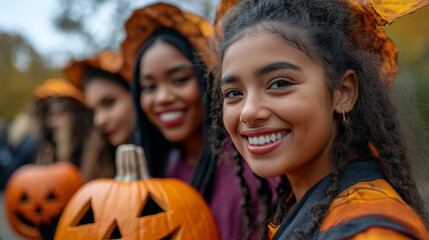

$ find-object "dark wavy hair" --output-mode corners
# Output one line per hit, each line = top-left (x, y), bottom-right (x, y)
(210, 0), (428, 238)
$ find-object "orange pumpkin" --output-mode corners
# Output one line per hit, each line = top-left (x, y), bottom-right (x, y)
(54, 144), (220, 239)
(4, 160), (84, 239)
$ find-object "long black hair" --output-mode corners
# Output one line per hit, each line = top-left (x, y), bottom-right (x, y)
(131, 27), (216, 199)
(211, 0), (428, 238)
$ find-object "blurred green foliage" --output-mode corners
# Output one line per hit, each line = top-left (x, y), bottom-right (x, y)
(0, 33), (62, 121)
(383, 6), (429, 203)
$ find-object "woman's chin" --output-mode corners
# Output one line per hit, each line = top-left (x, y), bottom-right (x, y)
(248, 162), (285, 179)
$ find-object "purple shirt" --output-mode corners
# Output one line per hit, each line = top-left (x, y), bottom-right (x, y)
(165, 147), (280, 240)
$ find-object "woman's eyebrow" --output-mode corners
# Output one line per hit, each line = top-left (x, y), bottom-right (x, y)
(140, 64), (193, 80)
(220, 75), (237, 86)
(220, 61), (301, 86)
(255, 61), (302, 77)
(140, 73), (152, 80)
(166, 64), (193, 75)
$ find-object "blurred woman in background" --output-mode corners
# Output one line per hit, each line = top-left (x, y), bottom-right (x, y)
(33, 78), (92, 168)
(64, 51), (135, 180)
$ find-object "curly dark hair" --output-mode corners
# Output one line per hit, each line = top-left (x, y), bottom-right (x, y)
(209, 0), (428, 238)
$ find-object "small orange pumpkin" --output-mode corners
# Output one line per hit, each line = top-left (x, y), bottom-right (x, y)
(54, 144), (220, 239)
(4, 143), (84, 239)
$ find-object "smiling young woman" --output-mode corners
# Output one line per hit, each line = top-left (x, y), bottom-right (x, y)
(221, 32), (337, 188)
(212, 0), (429, 239)
(139, 40), (205, 153)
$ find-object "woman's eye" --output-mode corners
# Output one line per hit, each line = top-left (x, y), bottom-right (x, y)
(269, 79), (292, 89)
(141, 84), (156, 92)
(103, 99), (115, 108)
(173, 77), (191, 85)
(224, 89), (243, 98)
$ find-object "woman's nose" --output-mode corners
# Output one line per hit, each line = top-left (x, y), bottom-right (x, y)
(93, 111), (107, 129)
(154, 85), (175, 105)
(239, 93), (270, 126)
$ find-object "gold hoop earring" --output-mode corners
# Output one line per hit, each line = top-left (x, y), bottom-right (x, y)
(342, 111), (346, 125)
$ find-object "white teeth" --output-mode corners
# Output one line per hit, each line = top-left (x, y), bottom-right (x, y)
(159, 111), (184, 122)
(247, 131), (287, 146)
(265, 136), (270, 143)
(270, 133), (276, 142)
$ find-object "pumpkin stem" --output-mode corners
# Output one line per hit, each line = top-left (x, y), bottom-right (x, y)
(35, 141), (55, 165)
(114, 144), (151, 181)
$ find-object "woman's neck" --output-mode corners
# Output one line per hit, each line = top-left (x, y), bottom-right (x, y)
(180, 126), (204, 166)
(286, 143), (334, 203)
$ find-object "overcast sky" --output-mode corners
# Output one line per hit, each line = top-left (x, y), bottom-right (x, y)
(0, 0), (218, 66)
(0, 0), (68, 56)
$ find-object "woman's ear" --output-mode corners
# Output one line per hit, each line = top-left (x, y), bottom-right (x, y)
(333, 70), (359, 114)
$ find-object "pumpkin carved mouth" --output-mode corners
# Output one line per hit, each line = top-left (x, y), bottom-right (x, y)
(15, 212), (38, 228)
(161, 227), (180, 240)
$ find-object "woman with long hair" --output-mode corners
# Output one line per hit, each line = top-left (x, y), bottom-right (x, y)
(64, 51), (135, 180)
(212, 0), (429, 239)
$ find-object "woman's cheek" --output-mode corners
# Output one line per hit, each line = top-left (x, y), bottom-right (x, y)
(223, 104), (239, 137)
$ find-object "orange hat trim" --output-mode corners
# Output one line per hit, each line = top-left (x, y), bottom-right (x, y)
(64, 51), (127, 89)
(355, 0), (429, 24)
(214, 0), (241, 27)
(121, 3), (216, 81)
(33, 78), (85, 104)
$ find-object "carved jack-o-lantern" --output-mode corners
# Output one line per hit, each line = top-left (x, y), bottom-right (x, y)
(55, 144), (220, 239)
(5, 161), (84, 239)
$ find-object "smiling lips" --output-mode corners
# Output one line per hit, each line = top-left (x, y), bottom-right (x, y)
(244, 130), (289, 154)
(159, 110), (186, 127)
(106, 129), (117, 138)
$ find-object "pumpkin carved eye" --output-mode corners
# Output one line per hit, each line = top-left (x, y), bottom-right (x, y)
(20, 193), (29, 202)
(72, 200), (95, 226)
(139, 195), (165, 217)
(47, 191), (57, 201)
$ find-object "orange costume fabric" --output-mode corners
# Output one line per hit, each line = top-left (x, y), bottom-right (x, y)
(268, 179), (429, 239)
(268, 161), (429, 240)
(318, 179), (429, 239)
